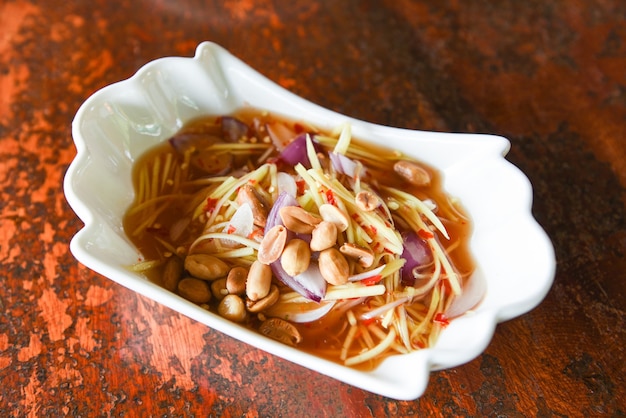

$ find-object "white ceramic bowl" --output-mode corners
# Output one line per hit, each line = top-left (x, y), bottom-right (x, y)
(64, 42), (555, 400)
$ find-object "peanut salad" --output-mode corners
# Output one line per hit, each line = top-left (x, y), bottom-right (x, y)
(124, 109), (477, 369)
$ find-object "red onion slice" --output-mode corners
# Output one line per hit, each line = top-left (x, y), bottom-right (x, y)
(329, 152), (356, 177)
(273, 133), (323, 168)
(328, 152), (369, 179)
(276, 172), (297, 198)
(221, 116), (249, 142)
(225, 203), (254, 238)
(400, 231), (432, 286)
(445, 272), (487, 318)
(266, 121), (296, 150)
(271, 260), (325, 302)
(292, 263), (327, 302)
(279, 133), (308, 166)
(268, 300), (337, 323)
(278, 133), (324, 169)
(348, 264), (386, 282)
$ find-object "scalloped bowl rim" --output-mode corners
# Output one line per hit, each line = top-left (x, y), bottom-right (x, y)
(63, 41), (555, 400)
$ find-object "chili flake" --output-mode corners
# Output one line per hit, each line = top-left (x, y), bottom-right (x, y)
(418, 229), (434, 239)
(325, 189), (336, 205)
(204, 197), (219, 213)
(433, 313), (450, 327)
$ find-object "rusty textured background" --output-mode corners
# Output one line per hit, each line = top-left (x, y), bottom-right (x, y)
(0, 0), (624, 416)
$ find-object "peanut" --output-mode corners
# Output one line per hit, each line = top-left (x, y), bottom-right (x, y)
(280, 239), (311, 277)
(218, 294), (247, 322)
(318, 248), (350, 285)
(355, 190), (380, 212)
(310, 221), (338, 251)
(340, 243), (375, 268)
(184, 254), (229, 280)
(257, 225), (287, 264)
(210, 278), (229, 300)
(393, 160), (431, 186)
(226, 266), (248, 295)
(279, 206), (321, 234)
(246, 260), (272, 301)
(319, 204), (349, 232)
(259, 318), (302, 346)
(177, 277), (212, 304)
(162, 256), (184, 292)
(246, 284), (280, 313)
(237, 184), (269, 227)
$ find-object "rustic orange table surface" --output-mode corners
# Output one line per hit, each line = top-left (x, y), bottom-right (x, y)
(1, 1), (625, 416)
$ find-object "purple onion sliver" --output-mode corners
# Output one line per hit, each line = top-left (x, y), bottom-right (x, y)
(329, 152), (357, 177)
(168, 133), (197, 153)
(270, 260), (322, 302)
(286, 300), (336, 323)
(221, 116), (249, 142)
(279, 133), (309, 167)
(279, 134), (324, 168)
(292, 263), (326, 301)
(400, 231), (432, 286)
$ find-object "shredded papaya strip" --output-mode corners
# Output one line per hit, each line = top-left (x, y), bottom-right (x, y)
(340, 324), (359, 361)
(151, 155), (161, 201)
(344, 328), (397, 366)
(268, 163), (278, 200)
(137, 164), (147, 204)
(384, 186), (450, 239)
(207, 143), (272, 151)
(189, 232), (261, 253)
(410, 284), (443, 340)
(153, 236), (179, 256)
(161, 152), (174, 192)
(294, 164), (324, 208)
(395, 304), (412, 351)
(127, 194), (191, 217)
(323, 284), (386, 301)
(307, 169), (403, 253)
(131, 204), (170, 236)
(367, 324), (409, 354)
(306, 134), (322, 171)
(359, 324), (375, 349)
(316, 134), (397, 170)
(201, 164), (270, 225)
(183, 176), (232, 186)
(430, 239), (462, 295)
(128, 259), (163, 272)
(333, 123), (352, 155)
(210, 247), (256, 259)
(192, 177), (236, 220)
(361, 297), (408, 321)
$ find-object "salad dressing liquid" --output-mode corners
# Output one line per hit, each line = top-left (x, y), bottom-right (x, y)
(123, 110), (475, 370)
